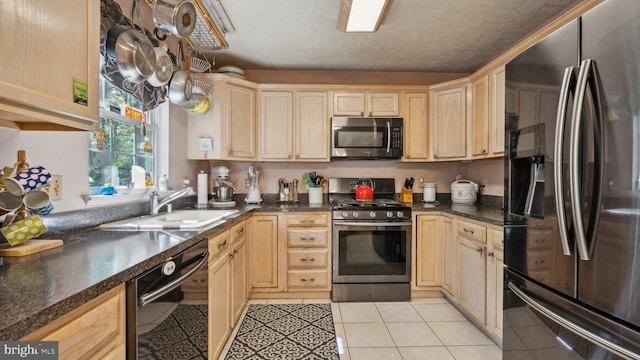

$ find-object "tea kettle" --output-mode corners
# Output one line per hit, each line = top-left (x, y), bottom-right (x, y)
(354, 179), (374, 201)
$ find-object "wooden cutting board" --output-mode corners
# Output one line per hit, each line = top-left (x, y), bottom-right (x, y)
(0, 239), (63, 256)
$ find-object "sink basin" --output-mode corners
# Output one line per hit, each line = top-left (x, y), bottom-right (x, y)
(99, 209), (240, 230)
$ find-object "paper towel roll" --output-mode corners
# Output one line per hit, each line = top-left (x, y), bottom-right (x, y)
(131, 166), (146, 189)
(197, 171), (208, 205)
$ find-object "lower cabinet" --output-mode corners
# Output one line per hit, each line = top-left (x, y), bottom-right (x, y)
(21, 284), (126, 359)
(441, 215), (456, 298)
(414, 214), (443, 287)
(249, 214), (280, 291)
(209, 231), (231, 360)
(456, 219), (488, 324)
(486, 228), (504, 341)
(286, 213), (331, 292)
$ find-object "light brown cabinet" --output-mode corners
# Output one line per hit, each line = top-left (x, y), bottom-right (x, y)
(456, 219), (487, 324)
(259, 90), (329, 161)
(486, 228), (504, 342)
(441, 215), (456, 298)
(22, 285), (126, 359)
(333, 91), (399, 117)
(249, 214), (280, 291)
(402, 92), (430, 161)
(286, 213), (331, 292)
(229, 221), (248, 325)
(471, 75), (490, 157)
(208, 232), (231, 360)
(0, 0), (99, 131)
(430, 80), (469, 160)
(414, 214), (443, 287)
(489, 65), (506, 155)
(188, 74), (257, 160)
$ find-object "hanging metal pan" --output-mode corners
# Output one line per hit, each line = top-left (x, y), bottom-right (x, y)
(148, 47), (173, 87)
(153, 0), (197, 38)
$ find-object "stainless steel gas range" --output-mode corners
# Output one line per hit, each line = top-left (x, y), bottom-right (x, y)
(329, 178), (412, 302)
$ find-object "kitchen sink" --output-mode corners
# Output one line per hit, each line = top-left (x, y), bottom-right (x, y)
(99, 209), (240, 230)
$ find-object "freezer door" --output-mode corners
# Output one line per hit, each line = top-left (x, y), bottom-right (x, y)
(578, 0), (640, 327)
(504, 269), (640, 360)
(504, 19), (578, 297)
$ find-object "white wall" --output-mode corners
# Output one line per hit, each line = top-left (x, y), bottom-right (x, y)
(466, 158), (504, 196)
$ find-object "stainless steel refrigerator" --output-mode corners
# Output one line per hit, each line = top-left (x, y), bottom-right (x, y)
(504, 0), (640, 358)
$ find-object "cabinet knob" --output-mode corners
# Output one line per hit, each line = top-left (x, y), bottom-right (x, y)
(368, 111), (372, 117)
(434, 154), (438, 158)
(463, 228), (475, 235)
(487, 251), (494, 257)
(476, 246), (483, 253)
(228, 149), (233, 155)
(481, 148), (487, 154)
(288, 154), (292, 159)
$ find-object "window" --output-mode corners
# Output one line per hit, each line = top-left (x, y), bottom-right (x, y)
(89, 76), (159, 193)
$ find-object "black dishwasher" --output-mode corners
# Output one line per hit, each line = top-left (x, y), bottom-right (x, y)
(126, 240), (209, 359)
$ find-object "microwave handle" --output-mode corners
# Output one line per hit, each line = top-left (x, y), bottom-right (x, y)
(386, 121), (391, 153)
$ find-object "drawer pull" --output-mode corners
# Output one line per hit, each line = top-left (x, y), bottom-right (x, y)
(300, 278), (315, 282)
(301, 258), (315, 262)
(487, 251), (494, 257)
(476, 247), (483, 253)
(300, 237), (316, 241)
(237, 228), (244, 235)
(218, 240), (227, 249)
(463, 228), (475, 235)
(535, 260), (545, 265)
(300, 219), (315, 224)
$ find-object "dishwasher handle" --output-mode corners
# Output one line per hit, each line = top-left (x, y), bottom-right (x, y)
(139, 250), (209, 307)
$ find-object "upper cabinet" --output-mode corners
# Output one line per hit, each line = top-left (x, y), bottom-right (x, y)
(402, 92), (429, 161)
(471, 75), (490, 157)
(0, 0), (99, 131)
(259, 89), (329, 162)
(188, 74), (257, 161)
(333, 91), (399, 117)
(489, 65), (506, 155)
(469, 65), (507, 159)
(430, 80), (469, 160)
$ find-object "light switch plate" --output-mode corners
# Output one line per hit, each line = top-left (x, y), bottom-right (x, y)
(198, 137), (213, 151)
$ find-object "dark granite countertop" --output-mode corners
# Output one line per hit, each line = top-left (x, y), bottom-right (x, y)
(0, 198), (501, 340)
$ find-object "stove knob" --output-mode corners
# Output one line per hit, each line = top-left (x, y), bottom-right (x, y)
(369, 211), (376, 218)
(342, 211), (349, 218)
(352, 211), (359, 218)
(396, 211), (404, 218)
(386, 211), (394, 218)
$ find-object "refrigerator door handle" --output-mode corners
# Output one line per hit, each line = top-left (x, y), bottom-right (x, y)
(570, 59), (605, 261)
(508, 282), (639, 360)
(554, 66), (576, 256)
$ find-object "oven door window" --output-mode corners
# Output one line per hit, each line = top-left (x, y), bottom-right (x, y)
(337, 228), (408, 277)
(335, 126), (388, 148)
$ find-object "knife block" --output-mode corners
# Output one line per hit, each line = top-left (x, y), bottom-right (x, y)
(401, 188), (413, 203)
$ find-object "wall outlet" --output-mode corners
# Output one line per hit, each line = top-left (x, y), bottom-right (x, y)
(481, 179), (488, 188)
(198, 137), (213, 151)
(50, 175), (63, 200)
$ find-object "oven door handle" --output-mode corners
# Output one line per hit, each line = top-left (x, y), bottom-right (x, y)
(139, 250), (209, 307)
(334, 221), (412, 227)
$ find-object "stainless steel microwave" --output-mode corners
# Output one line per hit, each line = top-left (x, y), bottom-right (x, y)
(331, 117), (403, 159)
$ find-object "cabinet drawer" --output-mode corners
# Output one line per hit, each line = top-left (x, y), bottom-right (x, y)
(230, 221), (246, 243)
(457, 221), (486, 243)
(526, 230), (554, 250)
(288, 270), (329, 289)
(527, 216), (556, 231)
(288, 249), (328, 268)
(288, 229), (328, 247)
(287, 213), (329, 227)
(208, 230), (230, 258)
(527, 251), (552, 271)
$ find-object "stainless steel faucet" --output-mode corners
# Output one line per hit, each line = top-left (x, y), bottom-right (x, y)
(149, 187), (195, 215)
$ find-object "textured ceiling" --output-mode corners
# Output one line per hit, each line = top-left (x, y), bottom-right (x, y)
(203, 0), (580, 73)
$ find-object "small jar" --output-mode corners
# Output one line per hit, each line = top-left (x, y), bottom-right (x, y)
(158, 174), (168, 191)
(423, 183), (436, 202)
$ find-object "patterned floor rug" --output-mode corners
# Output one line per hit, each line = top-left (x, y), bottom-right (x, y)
(224, 303), (340, 360)
(138, 304), (208, 360)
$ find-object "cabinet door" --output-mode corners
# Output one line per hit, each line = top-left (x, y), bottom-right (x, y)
(403, 92), (429, 160)
(367, 93), (399, 116)
(226, 83), (257, 159)
(442, 216), (456, 297)
(260, 91), (293, 160)
(209, 251), (230, 359)
(415, 215), (442, 287)
(431, 85), (467, 159)
(230, 239), (247, 326)
(486, 229), (504, 342)
(295, 91), (329, 161)
(471, 75), (490, 157)
(333, 92), (365, 116)
(0, 0), (99, 130)
(21, 285), (125, 359)
(457, 236), (487, 323)
(490, 66), (506, 155)
(250, 215), (279, 289)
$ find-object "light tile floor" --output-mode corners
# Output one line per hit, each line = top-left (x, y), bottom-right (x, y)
(218, 297), (502, 360)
